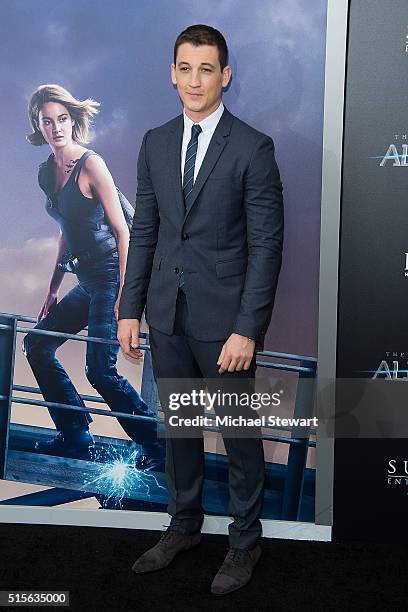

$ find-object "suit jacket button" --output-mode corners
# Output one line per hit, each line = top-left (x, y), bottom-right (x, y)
(174, 267), (179, 274)
(182, 233), (189, 240)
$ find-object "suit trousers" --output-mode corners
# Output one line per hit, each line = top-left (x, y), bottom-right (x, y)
(149, 290), (265, 551)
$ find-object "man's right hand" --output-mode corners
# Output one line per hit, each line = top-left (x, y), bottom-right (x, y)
(117, 318), (143, 359)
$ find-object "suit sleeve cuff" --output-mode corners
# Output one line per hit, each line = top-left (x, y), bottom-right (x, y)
(118, 305), (143, 321)
(233, 316), (265, 344)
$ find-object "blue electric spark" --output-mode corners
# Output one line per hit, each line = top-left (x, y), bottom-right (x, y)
(81, 444), (166, 509)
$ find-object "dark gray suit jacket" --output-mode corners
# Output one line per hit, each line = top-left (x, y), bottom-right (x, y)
(119, 107), (283, 349)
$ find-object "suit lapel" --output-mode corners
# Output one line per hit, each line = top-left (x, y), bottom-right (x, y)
(167, 114), (185, 218)
(184, 108), (234, 218)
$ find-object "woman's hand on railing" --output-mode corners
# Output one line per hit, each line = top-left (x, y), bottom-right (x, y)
(37, 291), (58, 322)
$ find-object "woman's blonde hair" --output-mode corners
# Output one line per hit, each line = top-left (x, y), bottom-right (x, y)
(27, 84), (100, 146)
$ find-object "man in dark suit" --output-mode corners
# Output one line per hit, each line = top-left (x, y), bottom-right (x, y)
(118, 24), (283, 596)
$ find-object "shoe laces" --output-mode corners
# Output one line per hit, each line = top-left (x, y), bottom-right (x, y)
(158, 530), (178, 547)
(226, 548), (247, 565)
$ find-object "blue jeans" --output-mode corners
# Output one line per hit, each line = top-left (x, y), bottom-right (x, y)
(23, 252), (158, 447)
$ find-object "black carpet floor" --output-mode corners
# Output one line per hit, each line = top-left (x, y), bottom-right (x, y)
(0, 523), (407, 611)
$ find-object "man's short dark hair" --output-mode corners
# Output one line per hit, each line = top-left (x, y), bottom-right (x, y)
(174, 24), (229, 71)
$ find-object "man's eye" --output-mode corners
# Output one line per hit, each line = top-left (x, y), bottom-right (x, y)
(202, 68), (212, 73)
(60, 116), (67, 122)
(180, 67), (189, 72)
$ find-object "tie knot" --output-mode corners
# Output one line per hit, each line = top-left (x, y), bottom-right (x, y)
(191, 124), (202, 138)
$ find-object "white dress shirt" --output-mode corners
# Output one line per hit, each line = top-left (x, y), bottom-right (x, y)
(181, 102), (224, 184)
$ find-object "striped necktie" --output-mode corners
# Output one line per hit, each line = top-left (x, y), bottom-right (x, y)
(178, 123), (202, 289)
(183, 123), (202, 208)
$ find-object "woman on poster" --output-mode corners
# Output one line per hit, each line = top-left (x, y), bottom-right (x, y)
(23, 84), (164, 469)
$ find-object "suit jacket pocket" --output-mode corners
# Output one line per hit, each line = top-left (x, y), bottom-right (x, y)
(215, 257), (247, 279)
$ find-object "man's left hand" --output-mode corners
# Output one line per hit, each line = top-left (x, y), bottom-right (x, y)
(217, 333), (255, 374)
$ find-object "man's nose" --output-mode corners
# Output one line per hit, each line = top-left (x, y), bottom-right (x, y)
(189, 70), (201, 87)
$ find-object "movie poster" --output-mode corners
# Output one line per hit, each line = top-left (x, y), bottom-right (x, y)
(0, 0), (327, 524)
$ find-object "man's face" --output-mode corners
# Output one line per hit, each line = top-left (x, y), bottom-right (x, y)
(171, 42), (231, 122)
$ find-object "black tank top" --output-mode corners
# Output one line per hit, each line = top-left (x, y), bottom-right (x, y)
(42, 150), (114, 257)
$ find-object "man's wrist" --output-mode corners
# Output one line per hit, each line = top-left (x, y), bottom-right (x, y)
(118, 317), (140, 324)
(231, 332), (255, 345)
(232, 326), (259, 343)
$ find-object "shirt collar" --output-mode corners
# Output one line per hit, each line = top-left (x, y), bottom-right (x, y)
(183, 102), (224, 135)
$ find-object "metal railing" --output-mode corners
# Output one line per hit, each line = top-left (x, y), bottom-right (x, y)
(0, 312), (317, 520)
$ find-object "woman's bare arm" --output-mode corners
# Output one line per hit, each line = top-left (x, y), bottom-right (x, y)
(83, 154), (130, 318)
(38, 231), (67, 321)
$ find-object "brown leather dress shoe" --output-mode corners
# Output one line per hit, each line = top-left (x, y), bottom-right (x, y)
(132, 529), (202, 574)
(210, 545), (262, 596)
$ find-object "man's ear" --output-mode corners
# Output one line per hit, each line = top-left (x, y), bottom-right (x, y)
(222, 65), (232, 88)
(171, 63), (177, 86)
